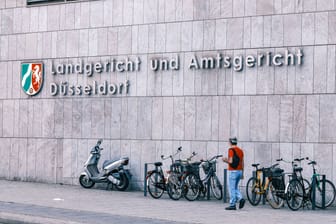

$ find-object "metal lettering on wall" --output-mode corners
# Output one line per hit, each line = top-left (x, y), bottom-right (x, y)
(37, 49), (303, 97)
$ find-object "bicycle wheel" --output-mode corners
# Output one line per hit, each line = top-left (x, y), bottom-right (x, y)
(167, 173), (183, 200)
(147, 171), (165, 199)
(266, 180), (284, 209)
(286, 179), (304, 211)
(246, 177), (262, 206)
(312, 179), (336, 208)
(183, 173), (200, 201)
(210, 175), (223, 200)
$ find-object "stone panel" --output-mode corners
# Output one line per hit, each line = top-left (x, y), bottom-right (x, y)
(221, 0), (233, 17)
(303, 0), (316, 12)
(244, 49), (257, 95)
(256, 49), (274, 94)
(133, 0), (144, 24)
(301, 14), (315, 46)
(192, 21), (203, 51)
(148, 25), (156, 54)
(243, 18), (251, 48)
(329, 12), (336, 44)
(181, 22), (192, 52)
(42, 100), (55, 138)
(314, 144), (333, 178)
(218, 96), (231, 141)
(182, 0), (193, 20)
(250, 96), (267, 141)
(196, 97), (212, 141)
(283, 14), (301, 46)
(194, 0), (208, 20)
(63, 99), (73, 138)
(108, 27), (118, 55)
(306, 95), (319, 142)
(103, 0), (113, 27)
(327, 45), (336, 93)
(211, 97), (219, 141)
(245, 0), (256, 16)
(230, 96), (239, 137)
(256, 0), (273, 15)
(227, 18), (243, 49)
(3, 100), (14, 137)
(118, 26), (132, 55)
(254, 143), (272, 167)
(267, 95), (280, 141)
(152, 98), (163, 139)
(162, 97), (174, 139)
(209, 0), (221, 19)
(173, 97), (184, 140)
(293, 96), (306, 142)
(0, 138), (10, 178)
(166, 23), (181, 52)
(173, 55), (184, 96)
(282, 0), (295, 13)
(184, 97), (196, 140)
(263, 16), (272, 47)
(320, 95), (336, 142)
(280, 96), (293, 142)
(317, 0), (334, 11)
(144, 0), (157, 23)
(315, 12), (329, 45)
(204, 20), (215, 50)
(313, 46), (328, 93)
(110, 98), (121, 139)
(137, 98), (152, 139)
(97, 28), (108, 56)
(238, 96), (250, 141)
(295, 47), (314, 94)
(233, 0), (244, 17)
(165, 0), (176, 22)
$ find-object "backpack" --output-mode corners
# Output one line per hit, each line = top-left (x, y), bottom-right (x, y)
(230, 148), (240, 169)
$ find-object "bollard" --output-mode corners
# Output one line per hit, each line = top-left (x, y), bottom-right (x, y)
(322, 175), (326, 209)
(312, 174), (316, 210)
(144, 163), (148, 196)
(223, 169), (227, 203)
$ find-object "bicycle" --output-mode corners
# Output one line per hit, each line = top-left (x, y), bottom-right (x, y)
(246, 163), (285, 209)
(276, 158), (311, 211)
(306, 158), (336, 208)
(183, 155), (223, 201)
(146, 147), (184, 200)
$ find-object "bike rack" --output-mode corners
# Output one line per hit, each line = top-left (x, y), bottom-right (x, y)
(311, 174), (326, 210)
(223, 169), (227, 203)
(143, 163), (158, 197)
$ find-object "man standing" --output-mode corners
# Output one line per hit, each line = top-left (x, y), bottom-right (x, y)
(223, 137), (245, 210)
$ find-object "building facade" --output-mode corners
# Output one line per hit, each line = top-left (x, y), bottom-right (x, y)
(0, 0), (335, 192)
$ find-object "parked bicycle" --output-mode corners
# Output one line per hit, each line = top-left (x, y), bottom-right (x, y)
(306, 158), (335, 208)
(146, 147), (184, 200)
(246, 163), (285, 209)
(182, 155), (223, 201)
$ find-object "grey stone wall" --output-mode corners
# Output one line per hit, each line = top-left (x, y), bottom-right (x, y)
(0, 0), (335, 193)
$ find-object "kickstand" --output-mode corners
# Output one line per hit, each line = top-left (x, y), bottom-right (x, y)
(106, 182), (114, 191)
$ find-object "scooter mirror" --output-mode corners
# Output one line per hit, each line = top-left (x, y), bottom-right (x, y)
(178, 146), (182, 151)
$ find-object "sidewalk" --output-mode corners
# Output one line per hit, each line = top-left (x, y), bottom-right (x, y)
(0, 180), (335, 224)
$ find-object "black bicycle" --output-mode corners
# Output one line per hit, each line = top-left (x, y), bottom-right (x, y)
(183, 155), (223, 201)
(146, 147), (184, 200)
(306, 158), (336, 208)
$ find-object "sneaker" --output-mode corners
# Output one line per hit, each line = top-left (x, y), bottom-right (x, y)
(239, 199), (245, 209)
(225, 205), (236, 210)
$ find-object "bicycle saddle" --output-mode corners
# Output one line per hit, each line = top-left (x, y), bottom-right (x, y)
(308, 161), (316, 165)
(252, 163), (260, 168)
(154, 162), (162, 166)
(294, 167), (303, 172)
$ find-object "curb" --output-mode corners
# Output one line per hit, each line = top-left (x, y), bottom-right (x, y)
(0, 212), (81, 224)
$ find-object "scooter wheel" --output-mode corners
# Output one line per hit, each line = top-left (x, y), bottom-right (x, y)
(79, 174), (95, 188)
(115, 173), (129, 191)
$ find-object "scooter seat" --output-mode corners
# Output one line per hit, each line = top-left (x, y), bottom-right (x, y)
(103, 160), (115, 168)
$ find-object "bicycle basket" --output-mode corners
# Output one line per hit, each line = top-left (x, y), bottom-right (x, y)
(263, 168), (272, 177)
(270, 176), (285, 191)
(201, 161), (210, 174)
(271, 168), (284, 177)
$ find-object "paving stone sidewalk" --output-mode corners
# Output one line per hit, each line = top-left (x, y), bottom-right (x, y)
(0, 180), (335, 224)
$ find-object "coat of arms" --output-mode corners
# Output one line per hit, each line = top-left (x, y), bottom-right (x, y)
(21, 62), (44, 96)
